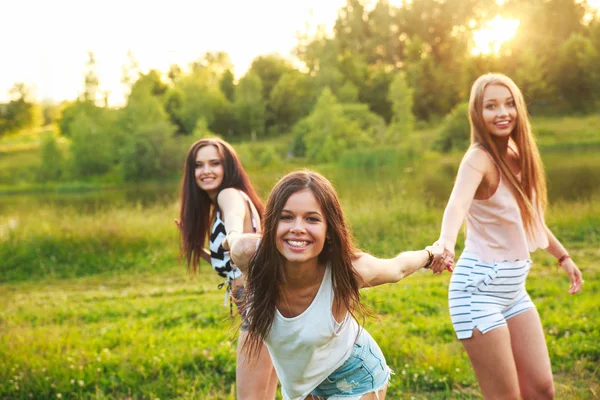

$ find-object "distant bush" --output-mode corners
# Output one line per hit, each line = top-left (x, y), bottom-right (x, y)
(290, 118), (311, 157)
(258, 145), (282, 167)
(434, 102), (470, 153)
(119, 122), (181, 182)
(37, 132), (64, 182)
(69, 112), (114, 177)
(291, 89), (372, 162)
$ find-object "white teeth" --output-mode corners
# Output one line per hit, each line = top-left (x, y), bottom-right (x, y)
(287, 240), (309, 247)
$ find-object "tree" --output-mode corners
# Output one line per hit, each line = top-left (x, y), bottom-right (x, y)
(0, 83), (41, 135)
(334, 0), (370, 57)
(220, 69), (235, 102)
(269, 71), (315, 133)
(387, 72), (414, 142)
(119, 121), (180, 182)
(83, 51), (100, 104)
(248, 54), (294, 101)
(121, 50), (141, 93)
(552, 33), (599, 112)
(359, 65), (393, 123)
(37, 132), (63, 182)
(301, 88), (371, 162)
(233, 72), (266, 137)
(365, 0), (402, 66)
(69, 111), (114, 177)
(119, 70), (170, 134)
(169, 67), (231, 135)
(434, 102), (470, 153)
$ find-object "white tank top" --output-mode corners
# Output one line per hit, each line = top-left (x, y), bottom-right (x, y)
(264, 265), (359, 400)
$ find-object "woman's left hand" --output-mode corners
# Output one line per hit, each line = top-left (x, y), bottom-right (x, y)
(561, 258), (584, 294)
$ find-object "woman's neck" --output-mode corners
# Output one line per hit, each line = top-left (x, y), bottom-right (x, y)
(208, 190), (218, 204)
(492, 136), (511, 158)
(283, 260), (325, 289)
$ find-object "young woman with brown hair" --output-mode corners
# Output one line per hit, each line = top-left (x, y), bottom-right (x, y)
(431, 73), (584, 399)
(178, 138), (277, 399)
(225, 170), (451, 400)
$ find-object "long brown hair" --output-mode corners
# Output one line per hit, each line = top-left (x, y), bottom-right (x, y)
(242, 170), (365, 356)
(468, 73), (547, 236)
(179, 138), (264, 272)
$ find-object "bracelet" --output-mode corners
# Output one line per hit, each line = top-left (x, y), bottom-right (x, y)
(558, 254), (571, 266)
(423, 249), (434, 269)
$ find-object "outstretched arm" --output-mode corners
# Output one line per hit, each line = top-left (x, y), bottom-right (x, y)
(223, 232), (261, 274)
(353, 243), (447, 288)
(543, 225), (583, 294)
(217, 188), (248, 235)
(433, 147), (490, 272)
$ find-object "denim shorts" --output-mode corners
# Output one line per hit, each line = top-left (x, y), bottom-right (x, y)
(309, 329), (392, 399)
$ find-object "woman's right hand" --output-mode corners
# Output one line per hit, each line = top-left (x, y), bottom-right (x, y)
(221, 231), (243, 251)
(430, 239), (455, 274)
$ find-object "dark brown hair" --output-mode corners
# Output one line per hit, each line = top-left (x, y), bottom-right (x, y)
(469, 73), (547, 236)
(179, 138), (263, 272)
(242, 170), (365, 356)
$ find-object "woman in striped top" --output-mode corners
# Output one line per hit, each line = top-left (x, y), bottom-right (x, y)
(431, 74), (583, 399)
(178, 138), (277, 399)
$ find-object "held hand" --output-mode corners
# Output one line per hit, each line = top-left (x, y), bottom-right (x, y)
(221, 231), (242, 251)
(429, 240), (455, 274)
(561, 258), (583, 294)
(427, 242), (454, 274)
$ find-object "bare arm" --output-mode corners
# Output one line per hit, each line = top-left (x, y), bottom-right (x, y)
(353, 243), (446, 288)
(434, 147), (491, 269)
(200, 248), (211, 264)
(217, 188), (248, 235)
(223, 232), (261, 274)
(543, 225), (583, 294)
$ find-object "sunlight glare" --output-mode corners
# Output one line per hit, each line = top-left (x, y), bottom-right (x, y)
(472, 15), (520, 55)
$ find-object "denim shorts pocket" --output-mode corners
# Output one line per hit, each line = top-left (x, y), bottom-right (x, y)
(364, 342), (386, 374)
(324, 343), (368, 383)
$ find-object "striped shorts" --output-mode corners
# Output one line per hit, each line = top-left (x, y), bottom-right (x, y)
(448, 251), (535, 340)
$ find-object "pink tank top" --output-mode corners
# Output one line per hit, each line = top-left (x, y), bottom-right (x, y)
(464, 173), (548, 264)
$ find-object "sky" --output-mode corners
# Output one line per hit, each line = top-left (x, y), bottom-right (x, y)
(1, 0), (598, 107)
(0, 0), (347, 106)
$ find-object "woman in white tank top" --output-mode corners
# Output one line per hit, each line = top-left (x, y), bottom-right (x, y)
(225, 170), (452, 400)
(178, 138), (278, 399)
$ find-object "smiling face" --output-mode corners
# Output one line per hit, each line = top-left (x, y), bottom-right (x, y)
(482, 84), (517, 138)
(194, 145), (224, 198)
(276, 188), (327, 266)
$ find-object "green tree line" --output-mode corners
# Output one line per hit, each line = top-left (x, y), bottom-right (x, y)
(2, 0), (600, 182)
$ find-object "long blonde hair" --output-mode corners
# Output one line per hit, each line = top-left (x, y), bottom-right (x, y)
(468, 73), (547, 236)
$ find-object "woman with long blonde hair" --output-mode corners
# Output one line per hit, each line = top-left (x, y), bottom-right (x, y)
(431, 73), (584, 399)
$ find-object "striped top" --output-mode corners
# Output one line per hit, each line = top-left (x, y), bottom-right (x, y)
(209, 190), (258, 280)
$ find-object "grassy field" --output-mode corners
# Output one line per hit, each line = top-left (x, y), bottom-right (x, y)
(1, 116), (599, 399)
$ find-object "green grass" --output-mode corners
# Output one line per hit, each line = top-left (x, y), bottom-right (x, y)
(1, 115), (599, 398)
